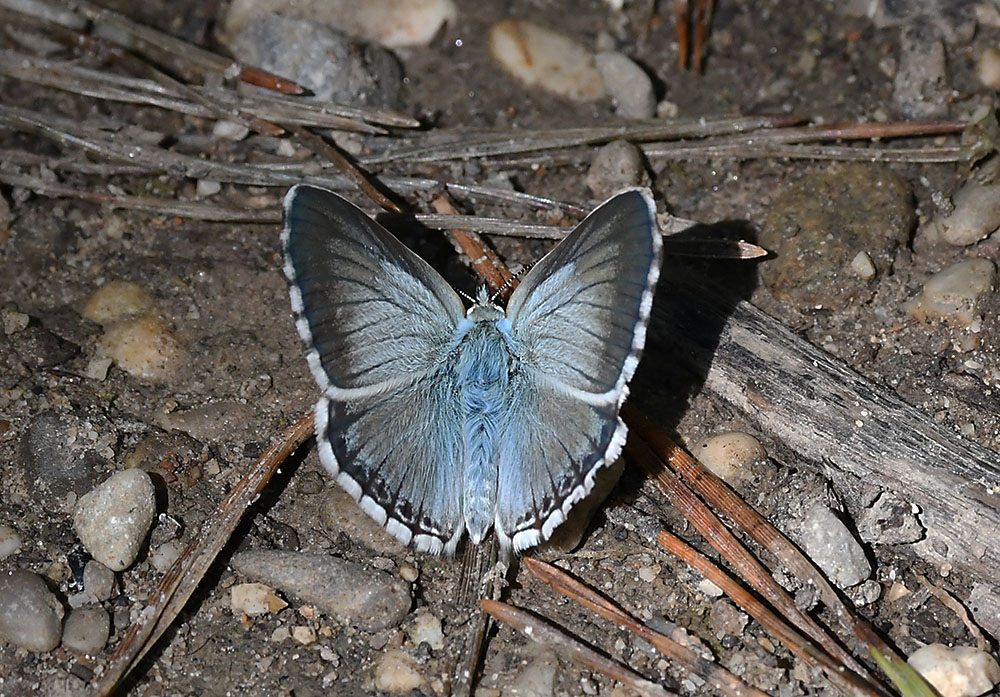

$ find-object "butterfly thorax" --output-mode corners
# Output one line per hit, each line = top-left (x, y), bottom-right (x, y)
(454, 300), (517, 543)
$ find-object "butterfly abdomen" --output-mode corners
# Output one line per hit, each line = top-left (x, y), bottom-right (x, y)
(455, 316), (516, 543)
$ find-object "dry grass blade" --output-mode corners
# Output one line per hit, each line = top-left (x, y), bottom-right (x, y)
(87, 411), (315, 697)
(674, 0), (690, 69)
(692, 0), (715, 72)
(523, 558), (771, 697)
(432, 194), (514, 293)
(623, 403), (921, 682)
(480, 599), (677, 697)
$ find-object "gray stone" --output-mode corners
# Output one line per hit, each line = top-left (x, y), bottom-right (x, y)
(74, 469), (156, 571)
(0, 570), (64, 652)
(585, 140), (646, 200)
(82, 560), (116, 602)
(19, 411), (105, 501)
(859, 492), (925, 545)
(594, 51), (656, 120)
(801, 506), (871, 588)
(231, 550), (411, 631)
(892, 24), (948, 119)
(223, 13), (402, 108)
(62, 605), (110, 655)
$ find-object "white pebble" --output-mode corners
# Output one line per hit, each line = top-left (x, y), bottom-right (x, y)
(0, 525), (22, 559)
(82, 280), (154, 324)
(909, 644), (1000, 697)
(96, 315), (185, 382)
(292, 625), (317, 645)
(936, 182), (1000, 246)
(399, 563), (418, 583)
(85, 356), (113, 381)
(851, 250), (876, 280)
(488, 20), (605, 102)
(373, 649), (424, 692)
(230, 583), (288, 616)
(406, 610), (444, 650)
(586, 140), (646, 199)
(74, 469), (156, 571)
(692, 432), (767, 484)
(212, 120), (250, 141)
(0, 570), (64, 652)
(977, 47), (1000, 89)
(800, 506), (871, 588)
(62, 605), (110, 656)
(908, 259), (996, 327)
(595, 51), (656, 119)
(196, 179), (222, 197)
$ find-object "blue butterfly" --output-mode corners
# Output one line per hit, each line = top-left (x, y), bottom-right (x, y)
(282, 186), (661, 554)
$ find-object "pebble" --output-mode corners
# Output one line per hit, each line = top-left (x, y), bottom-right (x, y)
(0, 570), (64, 652)
(230, 550), (411, 631)
(222, 14), (402, 108)
(708, 599), (748, 639)
(0, 525), (22, 559)
(892, 25), (949, 119)
(594, 52), (656, 119)
(908, 644), (1000, 697)
(62, 605), (110, 656)
(488, 20), (606, 102)
(759, 165), (914, 310)
(96, 314), (184, 382)
(156, 403), (254, 443)
(73, 469), (156, 571)
(907, 259), (996, 327)
(196, 179), (221, 198)
(800, 506), (871, 588)
(292, 625), (317, 645)
(586, 140), (646, 200)
(149, 539), (185, 572)
(977, 47), (1000, 89)
(319, 486), (406, 554)
(691, 432), (766, 484)
(222, 0), (456, 48)
(858, 492), (924, 545)
(8, 323), (79, 368)
(230, 582), (288, 616)
(212, 120), (250, 141)
(934, 182), (1000, 246)
(19, 411), (104, 500)
(82, 560), (115, 603)
(405, 610), (444, 650)
(399, 563), (419, 583)
(1, 309), (29, 335)
(502, 645), (558, 697)
(81, 280), (154, 324)
(850, 251), (876, 280)
(373, 648), (424, 692)
(84, 356), (112, 381)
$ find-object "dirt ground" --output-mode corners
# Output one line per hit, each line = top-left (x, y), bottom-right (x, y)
(1, 0), (999, 695)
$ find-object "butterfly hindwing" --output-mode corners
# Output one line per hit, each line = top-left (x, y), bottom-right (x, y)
(283, 185), (467, 553)
(497, 189), (661, 550)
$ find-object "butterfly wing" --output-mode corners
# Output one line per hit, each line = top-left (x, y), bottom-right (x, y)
(497, 188), (661, 551)
(283, 185), (467, 553)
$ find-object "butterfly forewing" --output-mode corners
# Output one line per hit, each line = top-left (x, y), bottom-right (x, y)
(497, 189), (661, 550)
(283, 186), (467, 553)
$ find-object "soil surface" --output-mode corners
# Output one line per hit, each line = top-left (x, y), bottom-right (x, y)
(1, 1), (998, 696)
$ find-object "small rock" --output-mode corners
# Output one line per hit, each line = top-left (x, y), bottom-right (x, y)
(858, 492), (924, 545)
(708, 599), (748, 639)
(935, 182), (1000, 246)
(0, 570), (64, 652)
(222, 0), (457, 49)
(850, 251), (876, 280)
(292, 625), (316, 645)
(893, 25), (948, 119)
(222, 14), (402, 108)
(1, 309), (29, 335)
(595, 52), (656, 119)
(149, 539), (185, 572)
(502, 646), (558, 697)
(373, 649), (423, 692)
(405, 610), (444, 650)
(84, 357), (112, 381)
(156, 403), (255, 442)
(230, 550), (411, 631)
(488, 20), (606, 102)
(8, 323), (79, 368)
(977, 47), (1000, 89)
(908, 259), (995, 327)
(586, 140), (646, 200)
(230, 582), (288, 616)
(399, 563), (418, 583)
(692, 432), (767, 484)
(82, 560), (115, 602)
(74, 469), (156, 571)
(82, 280), (154, 324)
(319, 486), (406, 554)
(908, 644), (1000, 697)
(19, 411), (104, 500)
(0, 525), (22, 560)
(759, 165), (914, 310)
(196, 180), (222, 198)
(697, 578), (724, 597)
(96, 314), (184, 382)
(212, 120), (250, 141)
(62, 605), (110, 656)
(800, 506), (871, 588)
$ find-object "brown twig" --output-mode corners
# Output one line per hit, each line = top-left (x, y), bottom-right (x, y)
(480, 599), (677, 697)
(692, 0), (715, 73)
(88, 411), (315, 697)
(432, 194), (514, 293)
(524, 558), (771, 697)
(674, 0), (690, 69)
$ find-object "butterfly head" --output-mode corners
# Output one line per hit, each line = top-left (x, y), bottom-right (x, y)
(466, 285), (505, 321)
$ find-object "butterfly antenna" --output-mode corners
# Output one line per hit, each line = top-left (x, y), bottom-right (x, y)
(456, 287), (476, 304)
(489, 262), (534, 303)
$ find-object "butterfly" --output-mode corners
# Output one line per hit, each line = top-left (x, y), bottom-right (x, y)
(282, 185), (661, 554)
